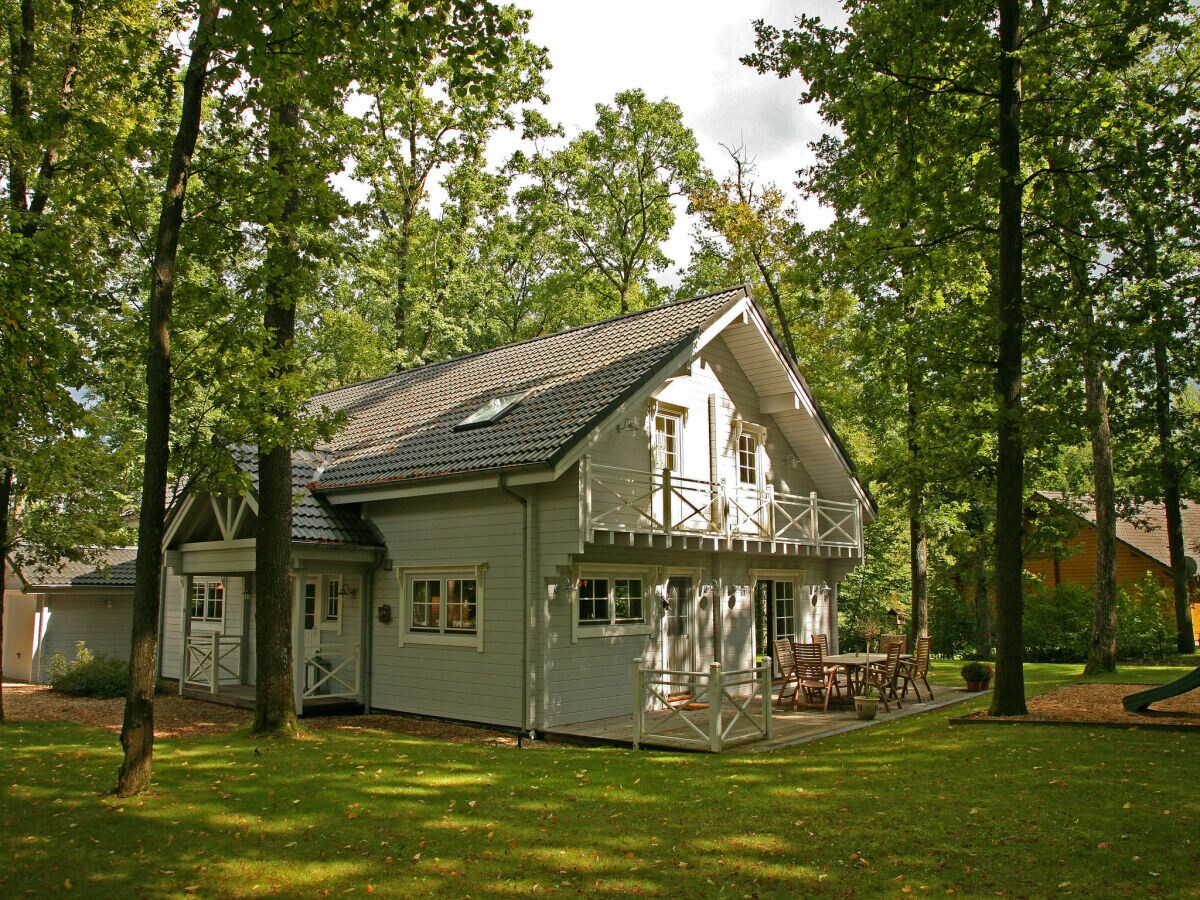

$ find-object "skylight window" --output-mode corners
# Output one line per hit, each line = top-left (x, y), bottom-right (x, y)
(455, 390), (530, 430)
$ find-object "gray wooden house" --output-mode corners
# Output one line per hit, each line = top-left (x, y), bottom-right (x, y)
(157, 287), (874, 734)
(2, 548), (137, 682)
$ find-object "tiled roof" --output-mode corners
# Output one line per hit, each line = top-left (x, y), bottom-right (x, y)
(231, 447), (384, 546)
(309, 287), (746, 491)
(22, 547), (138, 589)
(1033, 491), (1200, 568)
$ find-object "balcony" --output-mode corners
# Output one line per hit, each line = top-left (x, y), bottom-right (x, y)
(583, 461), (863, 557)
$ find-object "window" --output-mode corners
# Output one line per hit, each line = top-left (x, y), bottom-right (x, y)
(326, 579), (341, 623)
(772, 580), (796, 642)
(304, 581), (317, 630)
(652, 410), (682, 473)
(576, 574), (646, 632)
(408, 574), (477, 635)
(736, 423), (764, 486)
(191, 579), (225, 623)
(455, 390), (530, 430)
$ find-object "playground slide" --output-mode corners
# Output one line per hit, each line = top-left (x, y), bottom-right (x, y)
(1122, 666), (1200, 713)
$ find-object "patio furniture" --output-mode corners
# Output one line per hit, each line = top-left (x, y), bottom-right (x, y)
(861, 644), (904, 712)
(772, 638), (799, 707)
(897, 635), (933, 701)
(880, 633), (907, 654)
(813, 632), (852, 691)
(794, 640), (843, 712)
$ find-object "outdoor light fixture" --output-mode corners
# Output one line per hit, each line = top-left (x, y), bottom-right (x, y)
(340, 583), (358, 598)
(616, 416), (643, 434)
(104, 598), (113, 610)
(552, 574), (579, 598)
(811, 581), (831, 607)
(377, 604), (392, 624)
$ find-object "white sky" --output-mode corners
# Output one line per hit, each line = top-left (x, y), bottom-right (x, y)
(505, 0), (848, 279)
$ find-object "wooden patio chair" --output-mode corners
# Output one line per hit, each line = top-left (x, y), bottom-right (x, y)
(861, 644), (903, 712)
(813, 632), (853, 692)
(880, 633), (907, 654)
(772, 638), (799, 707)
(897, 635), (933, 702)
(794, 641), (843, 712)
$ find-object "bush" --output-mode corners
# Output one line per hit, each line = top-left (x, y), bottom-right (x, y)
(46, 641), (130, 698)
(1023, 581), (1092, 662)
(960, 660), (994, 682)
(1117, 573), (1175, 662)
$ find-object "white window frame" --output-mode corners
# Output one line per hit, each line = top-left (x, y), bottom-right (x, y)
(572, 565), (653, 643)
(397, 565), (487, 652)
(190, 579), (225, 624)
(735, 420), (766, 487)
(325, 578), (342, 624)
(650, 402), (686, 474)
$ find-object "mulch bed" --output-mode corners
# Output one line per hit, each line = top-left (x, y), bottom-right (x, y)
(952, 682), (1200, 730)
(0, 682), (520, 746)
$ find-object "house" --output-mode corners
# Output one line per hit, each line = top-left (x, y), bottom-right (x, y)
(2, 548), (137, 682)
(156, 287), (875, 733)
(1026, 490), (1200, 642)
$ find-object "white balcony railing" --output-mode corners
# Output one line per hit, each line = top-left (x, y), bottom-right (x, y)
(585, 462), (862, 553)
(632, 660), (773, 752)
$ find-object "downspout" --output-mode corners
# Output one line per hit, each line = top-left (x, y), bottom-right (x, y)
(498, 473), (532, 741)
(155, 558), (170, 679)
(360, 547), (387, 713)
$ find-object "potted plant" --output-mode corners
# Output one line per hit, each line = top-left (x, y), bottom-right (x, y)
(854, 686), (880, 720)
(961, 660), (994, 691)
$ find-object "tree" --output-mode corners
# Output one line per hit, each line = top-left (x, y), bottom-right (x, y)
(1, 0), (175, 722)
(517, 89), (710, 315)
(117, 0), (221, 794)
(747, 0), (1185, 714)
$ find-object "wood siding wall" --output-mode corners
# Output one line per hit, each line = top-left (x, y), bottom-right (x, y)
(32, 591), (135, 682)
(366, 489), (526, 728)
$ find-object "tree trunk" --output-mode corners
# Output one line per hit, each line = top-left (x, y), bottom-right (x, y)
(117, 0), (219, 797)
(905, 338), (928, 639)
(973, 532), (992, 657)
(990, 0), (1028, 716)
(253, 97), (302, 736)
(0, 467), (12, 722)
(1152, 312), (1196, 654)
(1080, 295), (1118, 675)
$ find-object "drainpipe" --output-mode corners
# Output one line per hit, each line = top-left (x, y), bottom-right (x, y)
(155, 559), (170, 679)
(360, 547), (387, 712)
(498, 473), (532, 740)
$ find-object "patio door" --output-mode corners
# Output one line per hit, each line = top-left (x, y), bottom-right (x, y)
(665, 575), (694, 673)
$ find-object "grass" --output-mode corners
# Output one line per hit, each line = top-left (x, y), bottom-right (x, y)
(2, 661), (1197, 898)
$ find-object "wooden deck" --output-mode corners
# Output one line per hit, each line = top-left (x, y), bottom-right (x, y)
(180, 683), (362, 716)
(543, 680), (979, 752)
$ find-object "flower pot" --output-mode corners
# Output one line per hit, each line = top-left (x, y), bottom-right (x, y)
(965, 679), (991, 692)
(854, 696), (879, 720)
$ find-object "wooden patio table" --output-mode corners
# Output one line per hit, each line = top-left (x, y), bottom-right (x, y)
(821, 652), (914, 697)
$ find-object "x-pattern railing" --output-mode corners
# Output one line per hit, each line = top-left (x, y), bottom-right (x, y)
(184, 634), (241, 693)
(632, 661), (773, 752)
(303, 648), (360, 699)
(588, 463), (861, 552)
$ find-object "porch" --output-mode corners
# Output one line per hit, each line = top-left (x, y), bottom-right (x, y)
(542, 663), (971, 752)
(181, 631), (363, 714)
(583, 460), (864, 557)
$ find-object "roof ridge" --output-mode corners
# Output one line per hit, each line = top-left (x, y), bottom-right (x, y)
(309, 286), (748, 404)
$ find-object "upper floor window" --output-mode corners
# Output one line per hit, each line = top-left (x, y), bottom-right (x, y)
(651, 402), (685, 473)
(738, 430), (759, 485)
(191, 579), (225, 623)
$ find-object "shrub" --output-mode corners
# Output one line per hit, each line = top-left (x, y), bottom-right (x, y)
(1117, 573), (1175, 662)
(1023, 581), (1092, 662)
(46, 641), (130, 698)
(960, 660), (994, 682)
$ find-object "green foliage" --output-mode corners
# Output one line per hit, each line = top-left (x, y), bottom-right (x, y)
(46, 642), (129, 699)
(959, 660), (994, 682)
(1023, 581), (1094, 663)
(1116, 573), (1176, 662)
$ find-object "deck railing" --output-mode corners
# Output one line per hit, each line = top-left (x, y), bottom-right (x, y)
(302, 648), (360, 700)
(184, 633), (242, 694)
(631, 659), (772, 752)
(587, 462), (862, 552)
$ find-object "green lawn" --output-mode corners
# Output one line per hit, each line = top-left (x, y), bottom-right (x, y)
(2, 662), (1197, 897)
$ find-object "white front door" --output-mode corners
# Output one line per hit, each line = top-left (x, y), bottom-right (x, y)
(665, 574), (695, 674)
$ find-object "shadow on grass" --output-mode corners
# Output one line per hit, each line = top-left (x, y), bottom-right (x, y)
(1, 661), (1196, 897)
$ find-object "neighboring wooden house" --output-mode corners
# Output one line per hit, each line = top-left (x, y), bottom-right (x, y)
(1026, 490), (1200, 642)
(157, 287), (875, 733)
(2, 548), (137, 682)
